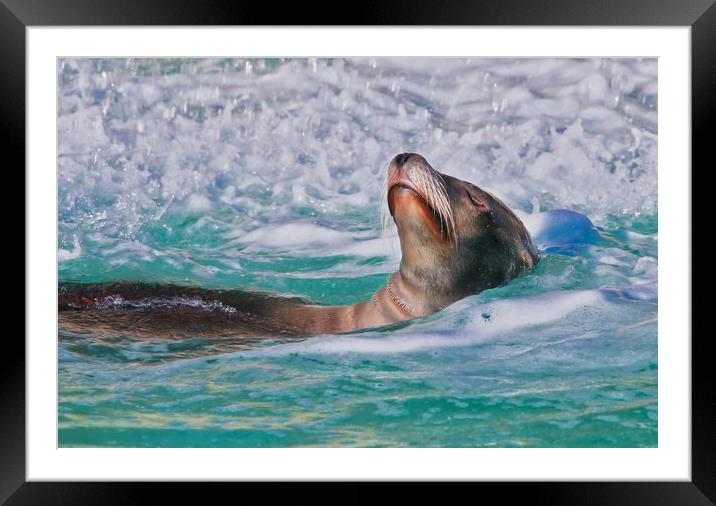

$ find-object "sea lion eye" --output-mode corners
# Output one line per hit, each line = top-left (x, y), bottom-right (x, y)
(467, 192), (485, 208)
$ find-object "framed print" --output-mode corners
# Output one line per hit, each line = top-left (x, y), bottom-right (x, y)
(5, 0), (711, 503)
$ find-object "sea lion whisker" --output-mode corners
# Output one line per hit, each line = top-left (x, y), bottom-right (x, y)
(430, 180), (448, 242)
(432, 181), (448, 238)
(430, 174), (457, 247)
(415, 170), (435, 226)
(424, 175), (444, 236)
(418, 168), (452, 245)
(380, 171), (394, 237)
(432, 174), (458, 248)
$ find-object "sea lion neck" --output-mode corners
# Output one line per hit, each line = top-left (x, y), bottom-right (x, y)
(388, 270), (442, 316)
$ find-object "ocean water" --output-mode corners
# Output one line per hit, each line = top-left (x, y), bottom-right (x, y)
(58, 58), (658, 447)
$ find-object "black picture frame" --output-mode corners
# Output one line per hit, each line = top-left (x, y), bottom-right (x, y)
(4, 1), (711, 503)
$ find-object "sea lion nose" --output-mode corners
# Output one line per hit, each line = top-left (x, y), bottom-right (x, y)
(395, 153), (413, 166)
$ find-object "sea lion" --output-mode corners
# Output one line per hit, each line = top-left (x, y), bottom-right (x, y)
(58, 153), (539, 339)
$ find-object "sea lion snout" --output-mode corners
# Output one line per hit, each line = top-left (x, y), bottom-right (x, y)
(389, 152), (428, 173)
(387, 153), (455, 245)
(387, 152), (421, 189)
(394, 152), (413, 166)
(386, 153), (442, 212)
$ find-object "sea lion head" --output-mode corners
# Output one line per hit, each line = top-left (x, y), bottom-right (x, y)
(386, 153), (539, 313)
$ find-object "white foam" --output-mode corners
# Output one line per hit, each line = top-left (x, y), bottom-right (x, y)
(184, 194), (212, 213)
(58, 58), (657, 241)
(58, 236), (82, 261)
(227, 220), (400, 258)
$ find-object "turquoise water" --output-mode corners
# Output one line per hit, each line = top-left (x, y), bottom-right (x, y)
(58, 58), (657, 447)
